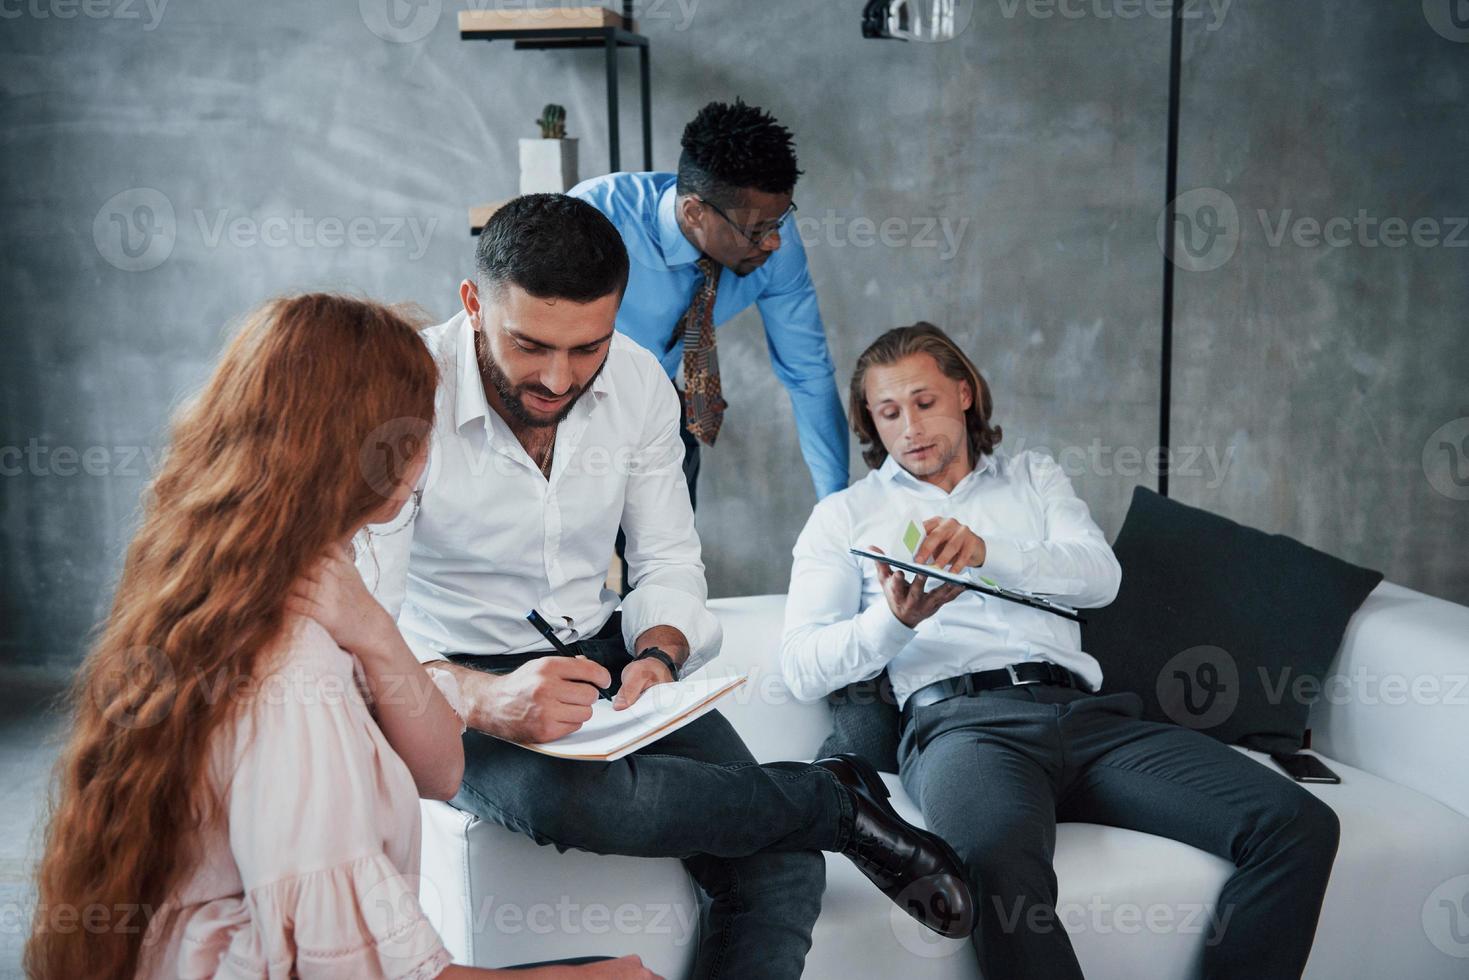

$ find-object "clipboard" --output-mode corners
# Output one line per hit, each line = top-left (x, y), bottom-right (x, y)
(849, 547), (1087, 624)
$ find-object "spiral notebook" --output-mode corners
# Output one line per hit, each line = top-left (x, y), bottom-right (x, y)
(516, 669), (747, 761)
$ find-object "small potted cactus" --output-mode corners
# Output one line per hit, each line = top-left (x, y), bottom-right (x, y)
(519, 103), (580, 194)
(536, 103), (567, 139)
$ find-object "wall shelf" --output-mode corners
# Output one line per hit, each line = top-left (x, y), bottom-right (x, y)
(460, 3), (653, 234)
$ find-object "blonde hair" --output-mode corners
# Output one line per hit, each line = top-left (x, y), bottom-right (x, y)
(849, 321), (1002, 470)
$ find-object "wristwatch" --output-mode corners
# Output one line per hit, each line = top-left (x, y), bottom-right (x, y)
(634, 646), (681, 681)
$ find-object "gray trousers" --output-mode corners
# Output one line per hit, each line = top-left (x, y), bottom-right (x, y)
(898, 684), (1340, 980)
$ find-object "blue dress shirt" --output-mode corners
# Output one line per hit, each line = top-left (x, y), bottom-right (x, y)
(570, 171), (849, 498)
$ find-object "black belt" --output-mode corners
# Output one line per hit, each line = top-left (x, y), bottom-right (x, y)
(901, 661), (1087, 728)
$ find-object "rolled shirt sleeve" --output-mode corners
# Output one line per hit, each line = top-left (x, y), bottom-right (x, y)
(618, 367), (723, 674)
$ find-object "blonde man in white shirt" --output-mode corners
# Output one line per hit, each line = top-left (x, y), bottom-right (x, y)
(362, 197), (973, 979)
(782, 322), (1340, 980)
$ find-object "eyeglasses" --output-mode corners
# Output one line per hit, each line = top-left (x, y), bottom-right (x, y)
(696, 197), (798, 248)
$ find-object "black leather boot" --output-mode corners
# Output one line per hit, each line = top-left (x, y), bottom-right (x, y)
(816, 752), (975, 939)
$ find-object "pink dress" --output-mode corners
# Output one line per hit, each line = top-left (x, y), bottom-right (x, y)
(136, 617), (455, 979)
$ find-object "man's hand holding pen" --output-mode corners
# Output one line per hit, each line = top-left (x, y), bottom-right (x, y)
(469, 656), (614, 744)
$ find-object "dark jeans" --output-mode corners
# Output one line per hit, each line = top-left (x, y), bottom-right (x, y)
(447, 618), (848, 980)
(898, 684), (1340, 980)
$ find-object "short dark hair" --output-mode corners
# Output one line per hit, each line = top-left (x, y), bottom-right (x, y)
(476, 194), (629, 302)
(676, 99), (802, 206)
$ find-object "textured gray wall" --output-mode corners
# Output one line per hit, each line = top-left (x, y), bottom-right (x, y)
(1168, 0), (1469, 604)
(1, 1), (1463, 676)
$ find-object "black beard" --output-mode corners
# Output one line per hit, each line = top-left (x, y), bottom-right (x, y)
(477, 332), (606, 429)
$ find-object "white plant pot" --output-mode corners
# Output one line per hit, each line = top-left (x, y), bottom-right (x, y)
(519, 137), (579, 194)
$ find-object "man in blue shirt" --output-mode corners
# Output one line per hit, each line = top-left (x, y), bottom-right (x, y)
(571, 100), (849, 507)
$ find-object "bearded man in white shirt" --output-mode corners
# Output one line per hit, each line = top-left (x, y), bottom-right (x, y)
(781, 322), (1340, 980)
(361, 196), (974, 979)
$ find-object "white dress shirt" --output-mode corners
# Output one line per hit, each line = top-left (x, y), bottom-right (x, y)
(358, 311), (722, 672)
(780, 449), (1121, 709)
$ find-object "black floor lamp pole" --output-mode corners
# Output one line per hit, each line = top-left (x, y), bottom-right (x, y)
(1158, 0), (1185, 497)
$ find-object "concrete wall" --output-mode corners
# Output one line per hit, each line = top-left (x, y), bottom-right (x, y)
(1168, 0), (1469, 604)
(1, 1), (1463, 675)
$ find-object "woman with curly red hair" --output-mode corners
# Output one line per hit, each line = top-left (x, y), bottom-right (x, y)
(25, 294), (655, 980)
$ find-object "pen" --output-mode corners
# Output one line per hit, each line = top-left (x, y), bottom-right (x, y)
(525, 609), (611, 700)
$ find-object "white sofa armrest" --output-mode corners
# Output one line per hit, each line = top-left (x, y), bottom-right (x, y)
(419, 800), (700, 974)
(707, 595), (833, 764)
(1309, 582), (1469, 818)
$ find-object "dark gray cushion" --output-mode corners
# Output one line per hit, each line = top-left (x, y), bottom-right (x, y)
(1082, 487), (1383, 753)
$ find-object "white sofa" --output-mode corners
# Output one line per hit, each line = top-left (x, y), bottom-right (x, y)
(420, 582), (1469, 978)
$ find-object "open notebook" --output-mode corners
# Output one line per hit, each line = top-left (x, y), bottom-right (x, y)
(516, 668), (747, 761)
